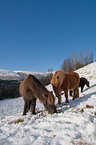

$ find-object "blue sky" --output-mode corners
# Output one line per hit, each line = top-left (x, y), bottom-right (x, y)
(0, 0), (96, 72)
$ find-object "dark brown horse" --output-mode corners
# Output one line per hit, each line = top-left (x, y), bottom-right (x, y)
(79, 77), (90, 92)
(51, 70), (80, 104)
(19, 74), (57, 115)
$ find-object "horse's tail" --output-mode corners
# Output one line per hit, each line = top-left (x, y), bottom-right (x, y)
(73, 72), (80, 98)
(74, 72), (80, 87)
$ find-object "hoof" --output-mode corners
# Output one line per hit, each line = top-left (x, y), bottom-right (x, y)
(32, 112), (36, 115)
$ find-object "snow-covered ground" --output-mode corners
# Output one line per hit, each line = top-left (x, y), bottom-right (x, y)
(0, 62), (96, 145)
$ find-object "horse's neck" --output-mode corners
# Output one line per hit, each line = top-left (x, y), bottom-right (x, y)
(85, 78), (88, 84)
(34, 81), (48, 95)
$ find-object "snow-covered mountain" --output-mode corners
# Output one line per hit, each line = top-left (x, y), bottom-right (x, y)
(0, 69), (22, 80)
(0, 62), (96, 145)
(0, 69), (50, 80)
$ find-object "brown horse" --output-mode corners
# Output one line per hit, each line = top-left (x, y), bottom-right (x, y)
(51, 70), (80, 104)
(19, 74), (57, 115)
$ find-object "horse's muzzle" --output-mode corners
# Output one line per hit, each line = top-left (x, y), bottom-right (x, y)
(45, 104), (57, 114)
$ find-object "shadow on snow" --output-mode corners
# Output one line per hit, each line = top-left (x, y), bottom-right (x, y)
(56, 84), (96, 113)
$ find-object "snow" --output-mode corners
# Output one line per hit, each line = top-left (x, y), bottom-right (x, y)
(15, 71), (47, 76)
(0, 69), (21, 80)
(0, 62), (96, 145)
(0, 69), (49, 80)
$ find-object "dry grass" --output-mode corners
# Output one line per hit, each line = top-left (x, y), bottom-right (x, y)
(9, 118), (24, 124)
(86, 105), (94, 109)
(72, 139), (92, 145)
(94, 112), (96, 116)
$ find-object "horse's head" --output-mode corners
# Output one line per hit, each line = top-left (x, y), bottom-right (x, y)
(51, 70), (65, 87)
(44, 91), (57, 114)
(45, 104), (57, 114)
(51, 70), (65, 98)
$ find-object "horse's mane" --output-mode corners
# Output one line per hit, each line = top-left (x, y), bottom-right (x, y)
(28, 74), (48, 93)
(51, 70), (65, 87)
(54, 69), (65, 75)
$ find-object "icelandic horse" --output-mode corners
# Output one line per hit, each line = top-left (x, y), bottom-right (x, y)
(51, 70), (80, 104)
(19, 74), (57, 115)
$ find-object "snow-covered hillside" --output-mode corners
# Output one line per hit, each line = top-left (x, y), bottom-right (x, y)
(76, 62), (96, 80)
(0, 62), (96, 145)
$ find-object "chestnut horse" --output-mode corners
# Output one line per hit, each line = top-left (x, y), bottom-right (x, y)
(19, 74), (57, 115)
(51, 70), (80, 104)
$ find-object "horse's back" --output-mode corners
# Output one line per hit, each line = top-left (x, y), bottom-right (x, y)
(19, 75), (34, 96)
(80, 77), (87, 83)
(19, 74), (48, 97)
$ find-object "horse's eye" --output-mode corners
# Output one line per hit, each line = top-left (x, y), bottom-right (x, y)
(57, 76), (59, 79)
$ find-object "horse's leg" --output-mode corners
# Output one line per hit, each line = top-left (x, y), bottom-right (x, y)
(23, 100), (28, 115)
(72, 88), (76, 100)
(74, 87), (79, 98)
(30, 97), (36, 115)
(64, 90), (69, 103)
(70, 90), (73, 96)
(77, 88), (79, 98)
(81, 86), (84, 92)
(58, 96), (61, 104)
